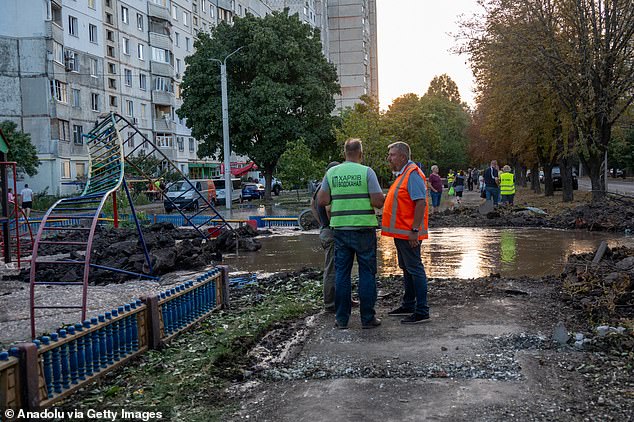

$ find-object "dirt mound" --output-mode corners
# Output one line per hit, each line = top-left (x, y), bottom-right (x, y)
(430, 195), (634, 232)
(13, 223), (263, 285)
(561, 245), (634, 324)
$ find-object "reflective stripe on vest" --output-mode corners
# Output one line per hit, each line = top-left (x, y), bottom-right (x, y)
(500, 172), (515, 195)
(381, 163), (429, 240)
(327, 162), (377, 228)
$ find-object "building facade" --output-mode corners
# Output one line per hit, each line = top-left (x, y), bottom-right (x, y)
(0, 0), (377, 195)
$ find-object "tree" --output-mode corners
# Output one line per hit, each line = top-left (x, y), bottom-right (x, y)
(0, 121), (40, 177)
(178, 10), (340, 199)
(426, 74), (462, 104)
(276, 139), (323, 196)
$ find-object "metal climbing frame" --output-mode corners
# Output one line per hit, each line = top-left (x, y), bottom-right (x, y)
(29, 114), (128, 338)
(111, 113), (233, 239)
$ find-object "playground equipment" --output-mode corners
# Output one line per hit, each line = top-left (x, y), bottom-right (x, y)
(29, 113), (233, 338)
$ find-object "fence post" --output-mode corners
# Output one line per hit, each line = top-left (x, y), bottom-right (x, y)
(15, 343), (41, 410)
(141, 295), (162, 350)
(218, 265), (230, 309)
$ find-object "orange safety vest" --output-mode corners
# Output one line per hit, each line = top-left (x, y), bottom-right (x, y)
(381, 163), (429, 240)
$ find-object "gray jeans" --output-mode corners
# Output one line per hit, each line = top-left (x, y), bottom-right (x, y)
(320, 227), (335, 310)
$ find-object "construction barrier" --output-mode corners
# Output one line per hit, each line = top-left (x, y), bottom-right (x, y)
(0, 266), (229, 411)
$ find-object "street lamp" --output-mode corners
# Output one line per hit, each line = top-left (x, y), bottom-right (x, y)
(209, 46), (243, 209)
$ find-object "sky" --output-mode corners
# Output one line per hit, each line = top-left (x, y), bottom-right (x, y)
(376, 0), (482, 110)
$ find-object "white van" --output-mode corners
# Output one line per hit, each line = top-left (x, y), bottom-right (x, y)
(213, 178), (242, 203)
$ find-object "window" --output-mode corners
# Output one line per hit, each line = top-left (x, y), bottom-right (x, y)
(183, 11), (189, 26)
(154, 77), (172, 92)
(137, 13), (143, 31)
(108, 77), (117, 89)
(152, 0), (167, 6)
(72, 89), (80, 107)
(68, 15), (78, 36)
(106, 30), (114, 42)
(193, 2), (198, 13)
(121, 6), (129, 24)
(174, 32), (179, 47)
(105, 0), (112, 7)
(137, 44), (144, 60)
(172, 5), (178, 20)
(123, 37), (130, 55)
(91, 93), (100, 112)
(126, 100), (134, 116)
(61, 160), (71, 179)
(140, 103), (147, 120)
(185, 37), (190, 51)
(177, 137), (184, 151)
(156, 135), (173, 148)
(151, 47), (171, 64)
(189, 138), (195, 152)
(72, 125), (83, 145)
(89, 24), (98, 43)
(139, 73), (147, 90)
(76, 163), (86, 178)
(109, 95), (118, 107)
(124, 68), (132, 86)
(53, 41), (64, 64)
(50, 80), (68, 103)
(202, 1), (206, 13)
(65, 50), (80, 72)
(127, 132), (135, 148)
(88, 0), (96, 10)
(107, 45), (115, 57)
(106, 13), (113, 25)
(108, 62), (116, 74)
(51, 2), (62, 26)
(90, 58), (98, 77)
(58, 119), (70, 141)
(210, 5), (214, 18)
(176, 58), (181, 73)
(193, 15), (198, 26)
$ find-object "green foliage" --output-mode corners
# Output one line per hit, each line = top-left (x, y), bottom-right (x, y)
(277, 139), (324, 190)
(178, 10), (340, 196)
(0, 121), (40, 177)
(426, 74), (462, 105)
(125, 152), (163, 178)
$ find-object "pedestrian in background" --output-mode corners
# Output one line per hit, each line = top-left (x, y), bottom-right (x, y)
(20, 184), (33, 218)
(310, 161), (340, 313)
(483, 160), (500, 206)
(428, 165), (443, 214)
(500, 165), (516, 205)
(7, 188), (14, 203)
(317, 139), (385, 329)
(382, 141), (431, 324)
(466, 167), (473, 191)
(452, 170), (465, 207)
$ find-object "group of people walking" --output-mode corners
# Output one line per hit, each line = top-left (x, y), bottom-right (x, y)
(3, 184), (33, 218)
(312, 139), (430, 329)
(311, 141), (518, 329)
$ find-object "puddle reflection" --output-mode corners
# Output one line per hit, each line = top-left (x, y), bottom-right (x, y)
(221, 228), (634, 279)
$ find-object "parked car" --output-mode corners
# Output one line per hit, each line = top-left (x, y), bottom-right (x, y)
(611, 168), (626, 178)
(526, 169), (544, 183)
(242, 183), (265, 200)
(258, 176), (283, 195)
(551, 167), (578, 190)
(163, 179), (216, 213)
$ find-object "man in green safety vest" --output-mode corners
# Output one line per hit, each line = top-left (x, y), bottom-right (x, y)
(499, 165), (516, 205)
(447, 169), (455, 187)
(317, 138), (385, 330)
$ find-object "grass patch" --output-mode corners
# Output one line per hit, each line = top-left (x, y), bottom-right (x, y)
(65, 273), (322, 421)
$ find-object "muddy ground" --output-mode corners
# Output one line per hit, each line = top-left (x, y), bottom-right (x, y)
(223, 247), (633, 421)
(429, 194), (634, 233)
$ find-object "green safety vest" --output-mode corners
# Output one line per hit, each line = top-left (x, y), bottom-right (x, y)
(327, 162), (377, 228)
(447, 172), (455, 185)
(500, 172), (515, 195)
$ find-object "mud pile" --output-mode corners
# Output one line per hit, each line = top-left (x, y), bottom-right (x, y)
(561, 245), (634, 324)
(14, 222), (262, 285)
(430, 195), (634, 232)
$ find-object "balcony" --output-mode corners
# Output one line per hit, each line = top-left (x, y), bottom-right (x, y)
(153, 118), (175, 132)
(149, 32), (172, 50)
(151, 61), (174, 78)
(152, 90), (175, 106)
(148, 2), (171, 21)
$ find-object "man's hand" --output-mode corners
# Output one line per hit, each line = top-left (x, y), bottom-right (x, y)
(408, 231), (420, 248)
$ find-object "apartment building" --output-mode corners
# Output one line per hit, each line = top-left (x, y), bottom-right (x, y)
(0, 0), (376, 195)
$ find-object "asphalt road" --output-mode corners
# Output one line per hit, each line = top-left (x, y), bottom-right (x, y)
(577, 177), (634, 195)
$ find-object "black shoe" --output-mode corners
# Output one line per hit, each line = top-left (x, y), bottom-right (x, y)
(401, 314), (430, 324)
(324, 306), (335, 313)
(388, 306), (414, 316)
(362, 317), (382, 329)
(334, 321), (348, 330)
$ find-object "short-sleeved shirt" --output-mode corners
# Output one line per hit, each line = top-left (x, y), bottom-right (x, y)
(312, 184), (330, 228)
(428, 173), (443, 193)
(20, 188), (33, 202)
(394, 161), (426, 201)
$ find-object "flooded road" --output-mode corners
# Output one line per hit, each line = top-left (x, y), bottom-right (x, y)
(222, 228), (634, 279)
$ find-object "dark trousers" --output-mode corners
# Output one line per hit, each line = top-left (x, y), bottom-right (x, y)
(394, 238), (429, 316)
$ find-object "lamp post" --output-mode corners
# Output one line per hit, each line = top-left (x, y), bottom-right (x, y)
(209, 46), (243, 209)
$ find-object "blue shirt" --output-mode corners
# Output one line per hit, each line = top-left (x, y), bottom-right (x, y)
(395, 161), (426, 201)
